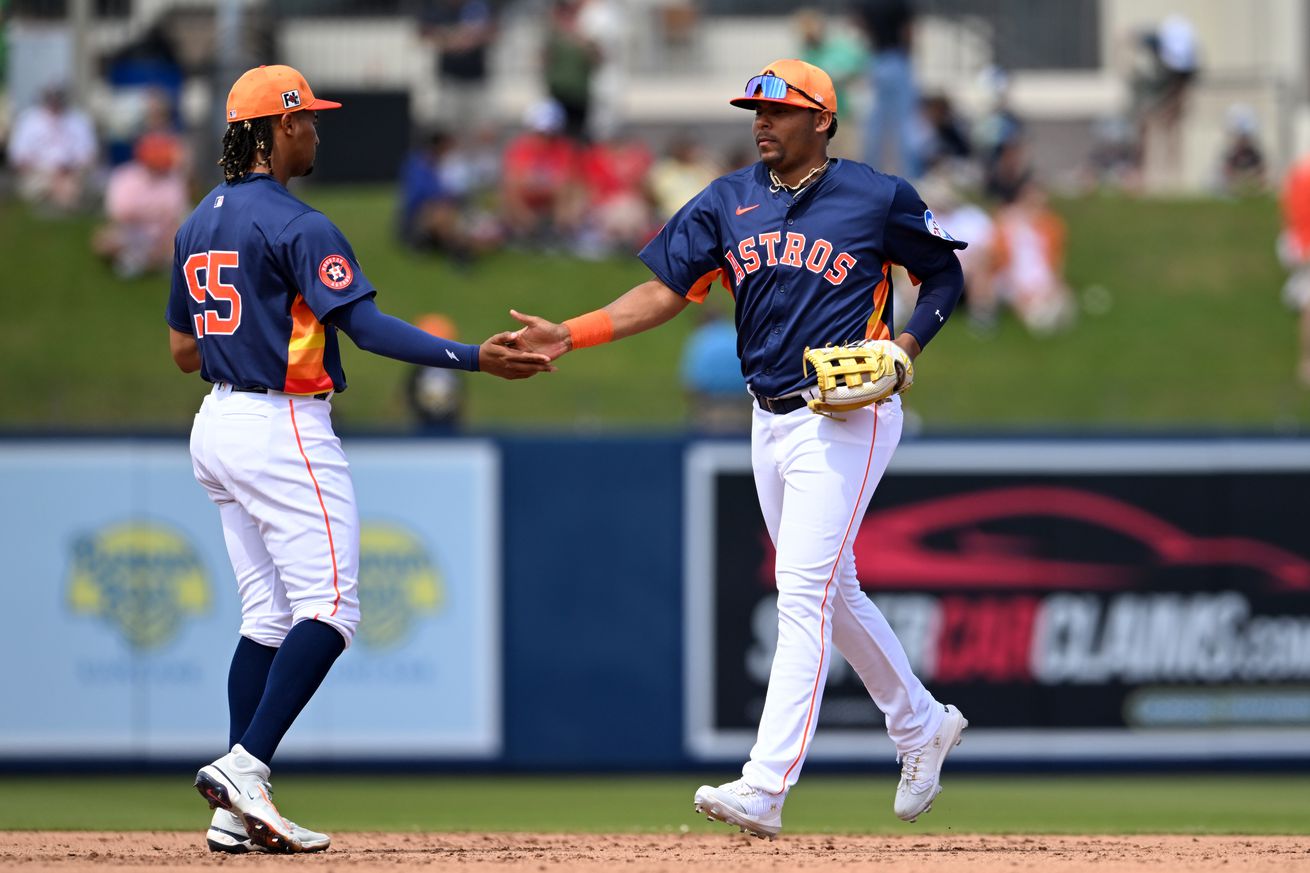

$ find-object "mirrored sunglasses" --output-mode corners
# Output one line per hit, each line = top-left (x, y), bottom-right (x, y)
(742, 74), (827, 110)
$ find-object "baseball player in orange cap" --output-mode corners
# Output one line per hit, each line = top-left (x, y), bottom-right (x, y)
(510, 58), (968, 838)
(171, 65), (551, 854)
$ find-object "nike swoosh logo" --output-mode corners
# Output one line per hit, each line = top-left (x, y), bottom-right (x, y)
(446, 349), (458, 361)
(736, 204), (760, 216)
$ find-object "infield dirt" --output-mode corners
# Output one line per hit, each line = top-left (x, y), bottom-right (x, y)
(3, 832), (1309, 872)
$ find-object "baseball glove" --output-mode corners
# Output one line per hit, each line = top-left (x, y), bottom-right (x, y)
(802, 339), (914, 417)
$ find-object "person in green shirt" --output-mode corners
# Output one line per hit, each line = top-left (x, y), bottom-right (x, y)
(796, 8), (868, 127)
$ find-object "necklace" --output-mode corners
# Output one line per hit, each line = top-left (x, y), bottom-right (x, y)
(769, 158), (831, 194)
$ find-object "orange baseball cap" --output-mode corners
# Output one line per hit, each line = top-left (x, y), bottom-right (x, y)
(225, 65), (342, 123)
(730, 59), (838, 115)
(134, 131), (181, 172)
(416, 313), (459, 340)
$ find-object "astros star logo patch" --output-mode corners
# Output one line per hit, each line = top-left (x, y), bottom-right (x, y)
(318, 254), (354, 290)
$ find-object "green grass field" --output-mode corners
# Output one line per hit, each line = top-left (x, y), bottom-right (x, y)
(3, 189), (1309, 432)
(1, 775), (1308, 834)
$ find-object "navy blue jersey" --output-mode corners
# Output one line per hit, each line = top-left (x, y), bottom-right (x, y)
(166, 173), (376, 394)
(639, 159), (966, 398)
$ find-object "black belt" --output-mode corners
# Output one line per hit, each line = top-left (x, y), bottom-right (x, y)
(232, 385), (332, 401)
(754, 392), (808, 415)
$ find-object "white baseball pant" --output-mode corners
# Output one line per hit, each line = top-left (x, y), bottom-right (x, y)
(189, 383), (360, 647)
(742, 395), (944, 795)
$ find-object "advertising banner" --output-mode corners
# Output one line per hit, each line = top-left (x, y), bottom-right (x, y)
(685, 441), (1310, 762)
(0, 441), (500, 761)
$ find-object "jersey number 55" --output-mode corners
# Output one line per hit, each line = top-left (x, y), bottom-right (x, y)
(184, 250), (243, 338)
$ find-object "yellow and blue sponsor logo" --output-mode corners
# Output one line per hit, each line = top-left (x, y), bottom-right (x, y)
(356, 522), (444, 649)
(67, 522), (209, 650)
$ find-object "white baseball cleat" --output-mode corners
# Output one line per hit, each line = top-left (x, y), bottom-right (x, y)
(206, 808), (264, 854)
(693, 779), (784, 839)
(206, 808), (331, 854)
(894, 704), (968, 822)
(195, 744), (315, 853)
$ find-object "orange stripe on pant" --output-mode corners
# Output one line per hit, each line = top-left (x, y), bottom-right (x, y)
(777, 410), (880, 792)
(289, 398), (341, 618)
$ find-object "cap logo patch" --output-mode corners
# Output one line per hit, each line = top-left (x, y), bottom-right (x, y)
(318, 254), (353, 290)
(924, 209), (955, 241)
(282, 89), (301, 110)
(229, 108), (237, 119)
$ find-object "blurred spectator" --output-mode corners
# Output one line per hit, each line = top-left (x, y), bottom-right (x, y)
(1130, 13), (1199, 191)
(102, 18), (185, 167)
(405, 313), (466, 432)
(984, 134), (1030, 205)
(992, 178), (1076, 336)
(576, 0), (625, 141)
(420, 0), (497, 127)
(1081, 115), (1141, 193)
(501, 100), (584, 248)
(1217, 104), (1266, 195)
(577, 130), (656, 256)
(131, 88), (192, 180)
(543, 0), (602, 141)
(656, 0), (699, 68)
(649, 134), (722, 221)
(680, 309), (749, 433)
(796, 7), (868, 151)
(456, 124), (504, 198)
(974, 67), (1030, 203)
(1277, 151), (1310, 387)
(399, 129), (501, 263)
(917, 92), (972, 177)
(442, 123), (504, 240)
(918, 172), (997, 337)
(8, 85), (98, 214)
(139, 87), (184, 140)
(857, 0), (920, 178)
(91, 132), (187, 278)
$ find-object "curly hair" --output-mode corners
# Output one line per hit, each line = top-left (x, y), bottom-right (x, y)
(218, 116), (275, 182)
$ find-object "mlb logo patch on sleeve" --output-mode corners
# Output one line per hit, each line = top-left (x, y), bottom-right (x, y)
(318, 254), (354, 290)
(924, 209), (956, 241)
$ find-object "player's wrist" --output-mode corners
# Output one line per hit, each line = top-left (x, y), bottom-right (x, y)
(894, 333), (922, 360)
(564, 310), (613, 350)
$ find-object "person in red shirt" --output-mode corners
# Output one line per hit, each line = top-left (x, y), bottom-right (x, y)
(501, 99), (583, 247)
(577, 130), (655, 255)
(1278, 151), (1310, 386)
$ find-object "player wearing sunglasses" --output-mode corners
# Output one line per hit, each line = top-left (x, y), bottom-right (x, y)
(508, 60), (968, 838)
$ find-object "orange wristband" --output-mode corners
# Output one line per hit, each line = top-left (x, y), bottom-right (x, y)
(564, 310), (614, 350)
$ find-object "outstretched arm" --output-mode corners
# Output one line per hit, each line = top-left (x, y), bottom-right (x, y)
(332, 296), (553, 380)
(510, 278), (690, 360)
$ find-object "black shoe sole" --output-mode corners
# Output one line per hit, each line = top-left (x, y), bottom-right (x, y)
(194, 772), (231, 811)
